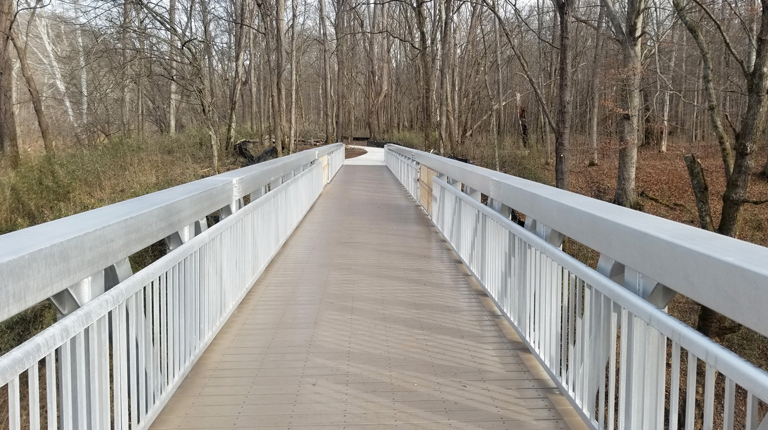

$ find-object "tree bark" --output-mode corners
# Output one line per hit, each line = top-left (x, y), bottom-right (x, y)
(684, 154), (716, 231)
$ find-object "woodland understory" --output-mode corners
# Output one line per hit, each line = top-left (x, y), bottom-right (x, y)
(1, 0), (768, 426)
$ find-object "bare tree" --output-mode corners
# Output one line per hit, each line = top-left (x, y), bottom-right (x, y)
(674, 0), (768, 339)
(225, 0), (249, 150)
(289, 0), (298, 153)
(588, 3), (604, 166)
(602, 0), (646, 208)
(318, 0), (333, 144)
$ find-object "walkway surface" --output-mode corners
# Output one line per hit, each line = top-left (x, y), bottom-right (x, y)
(151, 164), (580, 429)
(343, 145), (386, 165)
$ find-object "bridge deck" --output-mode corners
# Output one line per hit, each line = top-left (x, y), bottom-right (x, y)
(151, 164), (582, 430)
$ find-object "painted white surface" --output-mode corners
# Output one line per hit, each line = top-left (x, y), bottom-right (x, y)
(344, 145), (386, 165)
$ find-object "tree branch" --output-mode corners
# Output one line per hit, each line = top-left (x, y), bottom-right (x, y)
(689, 0), (749, 76)
(740, 198), (768, 205)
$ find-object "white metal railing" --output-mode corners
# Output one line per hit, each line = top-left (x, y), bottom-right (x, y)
(386, 144), (768, 430)
(0, 144), (344, 429)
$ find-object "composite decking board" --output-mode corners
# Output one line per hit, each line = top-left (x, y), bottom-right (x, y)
(150, 166), (574, 430)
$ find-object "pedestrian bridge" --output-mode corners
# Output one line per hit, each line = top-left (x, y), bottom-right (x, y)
(2, 143), (768, 430)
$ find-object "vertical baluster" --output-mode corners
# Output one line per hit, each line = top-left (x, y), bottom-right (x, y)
(542, 256), (550, 364)
(173, 262), (184, 377)
(746, 392), (759, 430)
(655, 333), (667, 430)
(195, 249), (201, 349)
(561, 268), (571, 389)
(8, 376), (21, 430)
(581, 279), (591, 410)
(111, 306), (123, 430)
(61, 340), (73, 430)
(598, 295), (606, 429)
(608, 302), (618, 430)
(172, 266), (179, 380)
(160, 272), (168, 391)
(723, 378), (735, 430)
(45, 352), (57, 430)
(153, 277), (161, 401)
(685, 351), (697, 430)
(576, 279), (584, 402)
(75, 332), (87, 429)
(137, 288), (147, 424)
(100, 316), (110, 429)
(568, 272), (576, 393)
(637, 321), (649, 430)
(618, 308), (628, 430)
(88, 323), (100, 430)
(28, 361), (40, 430)
(669, 342), (681, 430)
(128, 295), (138, 429)
(703, 364), (715, 430)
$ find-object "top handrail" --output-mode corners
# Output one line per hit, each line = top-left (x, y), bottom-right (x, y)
(0, 143), (344, 323)
(386, 144), (768, 339)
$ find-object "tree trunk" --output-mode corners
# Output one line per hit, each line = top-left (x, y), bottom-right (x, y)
(416, 0), (433, 151)
(121, 1), (131, 135)
(335, 0), (346, 143)
(225, 0), (248, 150)
(260, 1), (283, 157)
(555, 0), (573, 190)
(588, 4), (604, 166)
(11, 31), (54, 154)
(38, 18), (76, 128)
(169, 0), (178, 135)
(661, 27), (677, 153)
(603, 0), (645, 208)
(75, 0), (88, 136)
(288, 0), (297, 154)
(438, 0), (453, 155)
(248, 25), (256, 133)
(0, 0), (18, 167)
(684, 155), (716, 231)
(135, 3), (146, 139)
(276, 0), (286, 153)
(318, 0), (333, 144)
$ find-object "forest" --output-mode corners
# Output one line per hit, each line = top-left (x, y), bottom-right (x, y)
(0, 0), (767, 221)
(1, 0), (768, 423)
